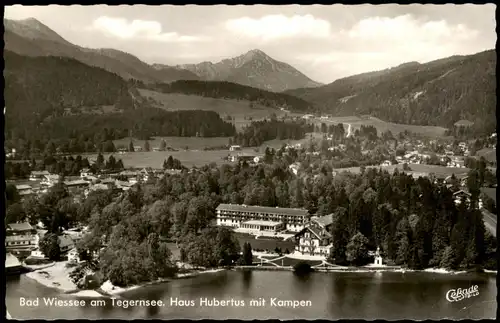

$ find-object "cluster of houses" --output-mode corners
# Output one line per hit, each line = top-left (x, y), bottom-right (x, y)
(5, 222), (87, 265)
(15, 167), (178, 201)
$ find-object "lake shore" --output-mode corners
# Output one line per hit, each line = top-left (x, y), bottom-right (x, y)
(25, 261), (79, 293)
(235, 264), (494, 275)
(24, 260), (227, 297)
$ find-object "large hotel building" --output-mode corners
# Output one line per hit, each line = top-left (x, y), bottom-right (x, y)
(215, 204), (310, 232)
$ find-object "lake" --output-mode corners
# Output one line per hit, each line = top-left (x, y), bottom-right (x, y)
(6, 270), (496, 320)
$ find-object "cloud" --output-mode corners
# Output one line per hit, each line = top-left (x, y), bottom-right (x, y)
(346, 14), (478, 43)
(90, 16), (208, 42)
(225, 14), (331, 41)
(291, 14), (483, 81)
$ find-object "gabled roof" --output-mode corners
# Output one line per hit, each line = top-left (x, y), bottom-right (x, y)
(59, 235), (75, 249)
(453, 189), (471, 196)
(7, 222), (34, 231)
(312, 214), (334, 228)
(295, 224), (332, 240)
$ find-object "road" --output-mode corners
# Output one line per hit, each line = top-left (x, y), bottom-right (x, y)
(481, 208), (497, 237)
(346, 124), (353, 137)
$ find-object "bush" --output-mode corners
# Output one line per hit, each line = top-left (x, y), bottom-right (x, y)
(24, 257), (52, 265)
(293, 261), (314, 274)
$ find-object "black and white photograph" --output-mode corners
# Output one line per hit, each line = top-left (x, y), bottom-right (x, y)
(3, 4), (497, 320)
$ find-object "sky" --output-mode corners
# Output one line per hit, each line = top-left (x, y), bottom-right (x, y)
(4, 4), (497, 84)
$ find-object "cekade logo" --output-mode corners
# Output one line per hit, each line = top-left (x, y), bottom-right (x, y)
(446, 285), (479, 302)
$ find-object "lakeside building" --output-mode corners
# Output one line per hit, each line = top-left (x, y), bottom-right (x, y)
(5, 253), (23, 274)
(29, 171), (50, 181)
(41, 174), (60, 187)
(5, 223), (39, 251)
(80, 168), (94, 179)
(294, 214), (334, 258)
(216, 204), (309, 232)
(15, 184), (34, 198)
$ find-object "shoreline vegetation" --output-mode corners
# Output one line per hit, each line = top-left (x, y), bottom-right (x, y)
(23, 259), (497, 298)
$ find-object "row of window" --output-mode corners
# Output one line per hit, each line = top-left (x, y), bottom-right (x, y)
(6, 241), (34, 246)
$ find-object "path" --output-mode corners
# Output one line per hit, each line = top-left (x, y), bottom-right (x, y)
(346, 124), (353, 138)
(481, 208), (497, 237)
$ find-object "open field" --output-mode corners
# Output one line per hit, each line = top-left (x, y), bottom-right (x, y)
(84, 150), (242, 169)
(138, 89), (292, 130)
(334, 163), (470, 178)
(260, 132), (323, 149)
(315, 116), (448, 137)
(113, 136), (231, 150)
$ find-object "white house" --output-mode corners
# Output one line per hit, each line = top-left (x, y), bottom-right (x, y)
(229, 145), (242, 151)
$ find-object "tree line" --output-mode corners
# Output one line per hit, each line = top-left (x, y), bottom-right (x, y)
(145, 80), (315, 113)
(230, 118), (313, 147)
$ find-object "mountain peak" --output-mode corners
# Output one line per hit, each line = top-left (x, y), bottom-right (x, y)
(243, 49), (268, 60)
(4, 17), (70, 45)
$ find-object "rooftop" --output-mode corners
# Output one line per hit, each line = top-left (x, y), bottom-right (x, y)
(454, 120), (474, 126)
(7, 222), (34, 231)
(64, 180), (90, 186)
(30, 171), (50, 176)
(311, 214), (334, 227)
(216, 204), (309, 216)
(15, 184), (32, 190)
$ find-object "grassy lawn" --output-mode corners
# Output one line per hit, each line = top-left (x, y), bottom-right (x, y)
(113, 136), (231, 150)
(138, 90), (288, 130)
(235, 233), (295, 253)
(315, 116), (448, 137)
(334, 163), (470, 178)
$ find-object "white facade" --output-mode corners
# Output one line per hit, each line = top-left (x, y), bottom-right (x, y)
(216, 204), (308, 232)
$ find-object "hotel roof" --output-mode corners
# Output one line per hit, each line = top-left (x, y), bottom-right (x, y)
(216, 204), (308, 216)
(7, 222), (34, 231)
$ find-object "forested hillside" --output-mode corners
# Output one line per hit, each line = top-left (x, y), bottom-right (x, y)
(145, 80), (315, 113)
(287, 50), (496, 134)
(4, 51), (235, 145)
(4, 50), (135, 135)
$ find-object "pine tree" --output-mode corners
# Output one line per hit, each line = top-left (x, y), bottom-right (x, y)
(242, 242), (253, 265)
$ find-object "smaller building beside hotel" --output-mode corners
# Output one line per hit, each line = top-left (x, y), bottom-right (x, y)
(240, 220), (286, 232)
(294, 214), (335, 258)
